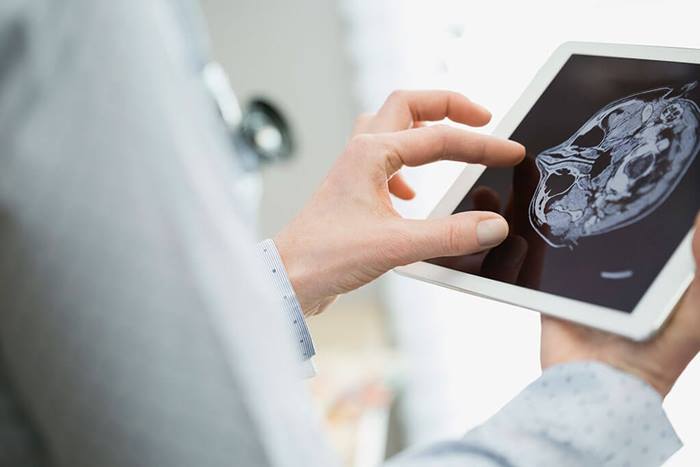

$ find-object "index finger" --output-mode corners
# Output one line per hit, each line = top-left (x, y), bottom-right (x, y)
(379, 125), (525, 175)
(370, 90), (492, 132)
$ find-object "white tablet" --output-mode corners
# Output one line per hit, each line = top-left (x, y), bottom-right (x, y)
(396, 42), (699, 341)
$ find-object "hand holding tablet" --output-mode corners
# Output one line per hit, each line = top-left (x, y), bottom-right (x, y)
(542, 215), (700, 396)
(398, 42), (700, 340)
(274, 67), (699, 394)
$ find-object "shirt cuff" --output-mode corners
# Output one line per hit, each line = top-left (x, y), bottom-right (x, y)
(257, 239), (316, 364)
(467, 361), (682, 466)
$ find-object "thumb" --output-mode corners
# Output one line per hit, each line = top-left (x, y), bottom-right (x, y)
(398, 211), (509, 264)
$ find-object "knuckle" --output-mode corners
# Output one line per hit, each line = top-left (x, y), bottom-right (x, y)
(428, 123), (448, 134)
(347, 133), (375, 154)
(384, 227), (414, 265)
(383, 142), (403, 173)
(347, 134), (397, 169)
(429, 124), (451, 158)
(451, 90), (469, 101)
(386, 89), (408, 105)
(354, 112), (373, 125)
(445, 221), (465, 254)
(448, 90), (470, 105)
(443, 216), (477, 255)
(473, 138), (488, 162)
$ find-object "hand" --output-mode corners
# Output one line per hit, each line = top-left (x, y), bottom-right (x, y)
(274, 90), (525, 316)
(541, 213), (700, 397)
(435, 157), (547, 288)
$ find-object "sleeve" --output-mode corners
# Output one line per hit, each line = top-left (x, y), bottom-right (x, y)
(0, 1), (337, 466)
(257, 239), (317, 377)
(386, 361), (682, 467)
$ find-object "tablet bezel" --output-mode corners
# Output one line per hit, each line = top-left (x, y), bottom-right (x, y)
(396, 42), (698, 341)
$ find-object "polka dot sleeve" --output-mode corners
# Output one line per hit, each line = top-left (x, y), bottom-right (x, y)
(388, 362), (681, 467)
(462, 361), (682, 466)
(257, 239), (316, 374)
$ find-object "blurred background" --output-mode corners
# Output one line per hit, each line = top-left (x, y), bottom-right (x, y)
(199, 1), (700, 465)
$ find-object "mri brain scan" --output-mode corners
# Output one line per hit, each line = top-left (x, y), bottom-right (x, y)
(529, 82), (700, 248)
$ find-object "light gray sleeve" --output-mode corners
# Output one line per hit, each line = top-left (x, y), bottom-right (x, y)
(386, 362), (681, 467)
(0, 1), (336, 466)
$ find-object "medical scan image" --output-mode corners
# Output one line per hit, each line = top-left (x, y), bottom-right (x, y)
(430, 55), (700, 312)
(530, 82), (700, 248)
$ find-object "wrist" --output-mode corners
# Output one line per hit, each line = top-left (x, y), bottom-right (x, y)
(543, 352), (670, 397)
(611, 364), (671, 397)
(540, 317), (682, 399)
(272, 232), (327, 316)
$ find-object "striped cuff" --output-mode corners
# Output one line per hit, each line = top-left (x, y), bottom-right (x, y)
(257, 239), (316, 362)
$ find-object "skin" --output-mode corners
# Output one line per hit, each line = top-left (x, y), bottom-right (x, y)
(541, 215), (700, 397)
(275, 90), (524, 315)
(475, 177), (700, 397)
(275, 90), (700, 397)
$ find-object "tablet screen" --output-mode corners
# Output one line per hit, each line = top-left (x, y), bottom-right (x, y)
(430, 54), (700, 312)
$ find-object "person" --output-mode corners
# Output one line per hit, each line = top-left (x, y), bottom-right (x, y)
(0, 1), (697, 466)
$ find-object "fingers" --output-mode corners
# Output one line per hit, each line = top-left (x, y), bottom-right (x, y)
(370, 90), (492, 132)
(388, 174), (416, 200)
(481, 235), (528, 284)
(353, 90), (501, 199)
(355, 112), (415, 201)
(471, 186), (502, 213)
(352, 112), (417, 199)
(397, 211), (508, 264)
(352, 112), (375, 136)
(377, 125), (525, 176)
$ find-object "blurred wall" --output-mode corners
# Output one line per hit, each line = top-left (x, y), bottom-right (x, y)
(199, 0), (358, 237)
(199, 0), (386, 306)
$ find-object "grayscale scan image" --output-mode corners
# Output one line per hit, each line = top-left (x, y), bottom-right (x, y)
(530, 83), (700, 248)
(430, 55), (700, 312)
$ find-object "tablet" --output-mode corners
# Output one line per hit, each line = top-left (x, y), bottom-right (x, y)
(396, 42), (699, 340)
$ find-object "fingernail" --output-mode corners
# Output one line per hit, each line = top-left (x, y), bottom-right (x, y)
(476, 218), (509, 247)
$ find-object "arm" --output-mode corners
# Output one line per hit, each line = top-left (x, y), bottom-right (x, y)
(3, 2), (693, 466)
(387, 362), (680, 467)
(273, 90), (699, 466)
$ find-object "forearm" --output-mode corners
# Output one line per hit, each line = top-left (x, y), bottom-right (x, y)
(386, 362), (681, 467)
